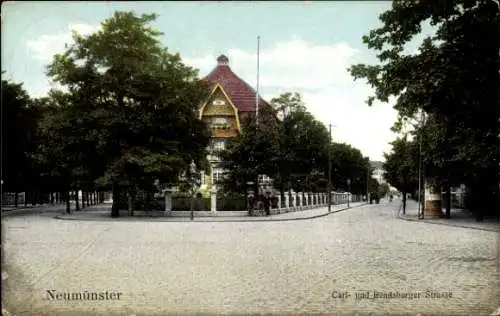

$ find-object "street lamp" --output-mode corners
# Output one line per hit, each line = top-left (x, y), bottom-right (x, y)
(347, 178), (351, 208)
(417, 110), (425, 220)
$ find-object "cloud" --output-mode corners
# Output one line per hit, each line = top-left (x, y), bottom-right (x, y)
(184, 38), (398, 161)
(26, 23), (100, 62)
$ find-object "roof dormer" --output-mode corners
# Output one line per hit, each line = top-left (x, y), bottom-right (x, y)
(216, 54), (229, 66)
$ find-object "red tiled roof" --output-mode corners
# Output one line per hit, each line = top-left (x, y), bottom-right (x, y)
(202, 55), (270, 113)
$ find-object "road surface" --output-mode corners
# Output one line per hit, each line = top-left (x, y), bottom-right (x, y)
(3, 202), (497, 315)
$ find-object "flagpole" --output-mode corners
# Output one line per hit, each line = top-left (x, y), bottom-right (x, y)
(256, 35), (260, 126)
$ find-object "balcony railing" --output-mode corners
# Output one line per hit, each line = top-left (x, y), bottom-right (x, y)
(211, 123), (230, 130)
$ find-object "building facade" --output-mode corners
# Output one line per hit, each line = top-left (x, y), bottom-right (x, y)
(197, 55), (273, 196)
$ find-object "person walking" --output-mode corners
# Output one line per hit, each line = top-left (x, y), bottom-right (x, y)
(247, 193), (255, 216)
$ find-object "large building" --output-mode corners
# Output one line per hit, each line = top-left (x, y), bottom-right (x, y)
(197, 55), (274, 196)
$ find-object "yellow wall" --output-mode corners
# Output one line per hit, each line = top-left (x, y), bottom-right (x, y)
(203, 90), (235, 116)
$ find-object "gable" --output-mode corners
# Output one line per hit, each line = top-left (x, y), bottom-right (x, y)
(199, 83), (241, 132)
(203, 89), (234, 116)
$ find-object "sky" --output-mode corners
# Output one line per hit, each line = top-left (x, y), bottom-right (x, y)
(2, 1), (436, 162)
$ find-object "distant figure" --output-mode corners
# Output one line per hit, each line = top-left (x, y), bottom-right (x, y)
(247, 194), (255, 216)
(257, 194), (265, 213)
(389, 195), (393, 202)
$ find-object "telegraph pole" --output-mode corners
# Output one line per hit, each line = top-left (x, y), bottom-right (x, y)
(327, 123), (332, 212)
(255, 36), (261, 197)
(366, 167), (370, 203)
(255, 36), (260, 127)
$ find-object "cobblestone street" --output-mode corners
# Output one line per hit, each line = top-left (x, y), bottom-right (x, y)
(3, 202), (498, 315)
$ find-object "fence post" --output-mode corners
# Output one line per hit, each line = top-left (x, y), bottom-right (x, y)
(163, 189), (172, 216)
(211, 187), (217, 215)
(277, 194), (281, 213)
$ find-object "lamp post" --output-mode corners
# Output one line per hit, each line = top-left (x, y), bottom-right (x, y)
(366, 167), (370, 203)
(417, 110), (425, 220)
(347, 178), (351, 208)
(327, 124), (332, 212)
(247, 181), (254, 215)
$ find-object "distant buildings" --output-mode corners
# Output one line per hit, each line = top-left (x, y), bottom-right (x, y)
(370, 160), (386, 184)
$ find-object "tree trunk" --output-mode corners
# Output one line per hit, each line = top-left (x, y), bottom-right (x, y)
(65, 190), (71, 214)
(145, 191), (152, 210)
(37, 191), (44, 205)
(279, 179), (285, 208)
(75, 190), (80, 211)
(81, 191), (86, 208)
(402, 191), (406, 214)
(445, 182), (451, 219)
(128, 192), (133, 216)
(31, 190), (36, 206)
(88, 192), (92, 206)
(95, 191), (98, 205)
(14, 192), (19, 208)
(111, 182), (120, 218)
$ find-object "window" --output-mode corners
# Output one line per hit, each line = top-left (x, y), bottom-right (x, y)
(212, 99), (226, 106)
(212, 169), (226, 184)
(200, 172), (206, 186)
(212, 139), (226, 151)
(258, 174), (271, 184)
(212, 117), (230, 130)
(214, 117), (228, 125)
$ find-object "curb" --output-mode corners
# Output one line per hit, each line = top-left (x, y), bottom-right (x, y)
(397, 203), (499, 232)
(2, 205), (111, 218)
(53, 203), (368, 223)
(1, 208), (63, 217)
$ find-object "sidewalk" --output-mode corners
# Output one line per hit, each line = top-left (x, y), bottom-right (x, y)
(1, 203), (104, 217)
(1, 204), (67, 217)
(54, 202), (367, 222)
(398, 199), (499, 232)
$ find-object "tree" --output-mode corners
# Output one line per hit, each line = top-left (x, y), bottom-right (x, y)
(378, 183), (390, 198)
(220, 91), (377, 204)
(1, 78), (34, 206)
(271, 92), (329, 193)
(349, 1), (499, 218)
(329, 142), (369, 195)
(383, 137), (418, 213)
(219, 117), (280, 197)
(46, 11), (211, 217)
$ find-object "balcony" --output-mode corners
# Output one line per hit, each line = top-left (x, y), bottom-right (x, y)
(207, 154), (220, 162)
